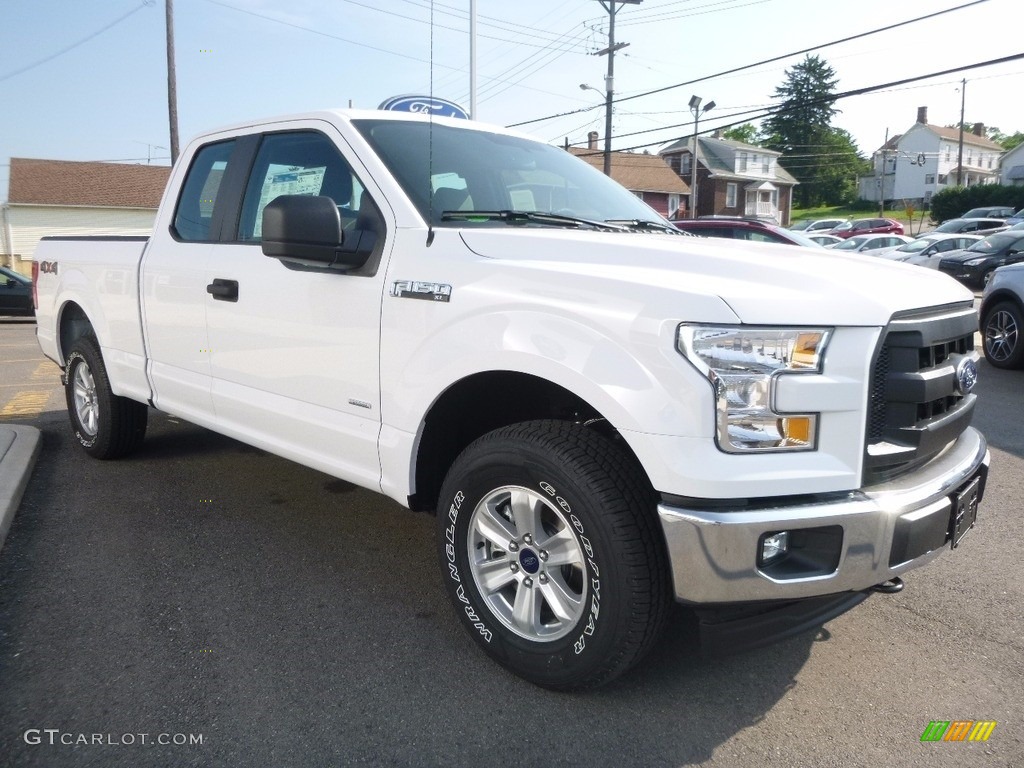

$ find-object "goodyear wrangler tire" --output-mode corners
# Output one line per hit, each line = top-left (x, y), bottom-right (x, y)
(437, 420), (670, 690)
(64, 335), (148, 459)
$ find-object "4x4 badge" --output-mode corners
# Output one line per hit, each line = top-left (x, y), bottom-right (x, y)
(390, 281), (452, 303)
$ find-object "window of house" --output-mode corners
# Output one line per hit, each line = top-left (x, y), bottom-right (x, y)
(725, 183), (737, 208)
(633, 191), (644, 201)
(681, 154), (691, 176)
(762, 156), (770, 173)
(967, 150), (973, 164)
(945, 146), (951, 161)
(738, 153), (748, 172)
(173, 139), (236, 241)
(925, 174), (936, 184)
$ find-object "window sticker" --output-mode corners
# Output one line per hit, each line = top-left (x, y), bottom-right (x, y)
(252, 164), (327, 238)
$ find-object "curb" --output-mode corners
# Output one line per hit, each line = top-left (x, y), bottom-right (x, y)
(0, 425), (42, 552)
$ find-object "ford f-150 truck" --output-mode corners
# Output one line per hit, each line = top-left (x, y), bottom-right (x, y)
(32, 109), (988, 690)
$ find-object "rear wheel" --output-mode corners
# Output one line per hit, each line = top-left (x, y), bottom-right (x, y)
(983, 301), (1024, 369)
(64, 335), (148, 458)
(436, 420), (670, 690)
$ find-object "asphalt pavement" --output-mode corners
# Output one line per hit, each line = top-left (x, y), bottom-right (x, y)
(1, 318), (1021, 768)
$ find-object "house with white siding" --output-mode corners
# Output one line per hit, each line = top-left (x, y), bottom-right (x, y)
(1, 158), (170, 276)
(999, 142), (1024, 186)
(858, 107), (1004, 205)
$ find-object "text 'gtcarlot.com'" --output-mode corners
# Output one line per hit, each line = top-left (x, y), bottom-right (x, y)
(24, 730), (205, 746)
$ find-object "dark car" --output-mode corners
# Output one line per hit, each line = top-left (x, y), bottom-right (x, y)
(0, 266), (34, 316)
(672, 218), (822, 247)
(979, 263), (1024, 368)
(932, 217), (1007, 235)
(938, 231), (1024, 289)
(961, 206), (1015, 219)
(829, 217), (904, 239)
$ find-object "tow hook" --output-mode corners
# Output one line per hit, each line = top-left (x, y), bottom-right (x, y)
(871, 577), (904, 594)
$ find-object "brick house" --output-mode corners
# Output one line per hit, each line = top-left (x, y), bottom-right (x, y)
(658, 134), (797, 225)
(570, 133), (690, 219)
(1, 158), (170, 276)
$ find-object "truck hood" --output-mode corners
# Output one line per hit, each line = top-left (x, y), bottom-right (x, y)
(459, 229), (974, 326)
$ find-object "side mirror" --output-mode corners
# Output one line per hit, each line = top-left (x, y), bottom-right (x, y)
(5, 278), (16, 288)
(261, 195), (373, 270)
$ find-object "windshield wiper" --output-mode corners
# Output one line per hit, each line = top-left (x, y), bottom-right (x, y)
(604, 219), (682, 234)
(440, 210), (627, 232)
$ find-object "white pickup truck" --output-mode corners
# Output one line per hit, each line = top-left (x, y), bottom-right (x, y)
(33, 109), (988, 689)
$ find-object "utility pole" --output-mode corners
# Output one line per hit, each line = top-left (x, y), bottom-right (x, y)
(166, 0), (180, 164)
(593, 1), (641, 176)
(880, 128), (888, 216)
(469, 0), (477, 119)
(956, 78), (966, 186)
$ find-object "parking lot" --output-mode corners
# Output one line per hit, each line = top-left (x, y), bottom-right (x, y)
(0, 316), (1021, 767)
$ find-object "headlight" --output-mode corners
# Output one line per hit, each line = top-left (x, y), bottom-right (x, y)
(964, 257), (988, 266)
(677, 325), (831, 453)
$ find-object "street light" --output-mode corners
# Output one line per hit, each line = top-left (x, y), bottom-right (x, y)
(688, 95), (715, 218)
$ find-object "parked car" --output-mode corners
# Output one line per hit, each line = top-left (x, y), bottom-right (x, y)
(961, 206), (1015, 219)
(0, 266), (34, 316)
(938, 231), (1024, 288)
(1003, 213), (1024, 227)
(672, 218), (823, 246)
(806, 233), (843, 247)
(829, 218), (904, 238)
(790, 218), (847, 232)
(979, 263), (1024, 368)
(931, 218), (1007, 236)
(879, 233), (984, 268)
(826, 234), (913, 253)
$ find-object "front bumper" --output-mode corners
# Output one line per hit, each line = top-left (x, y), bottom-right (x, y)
(658, 427), (988, 604)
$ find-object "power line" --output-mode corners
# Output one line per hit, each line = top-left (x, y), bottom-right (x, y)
(0, 1), (152, 84)
(508, 0), (992, 128)
(566, 51), (1024, 155)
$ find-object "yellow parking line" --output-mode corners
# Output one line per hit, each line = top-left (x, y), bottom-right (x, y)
(0, 390), (53, 417)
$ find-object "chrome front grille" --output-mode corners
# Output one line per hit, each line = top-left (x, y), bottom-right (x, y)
(864, 304), (978, 484)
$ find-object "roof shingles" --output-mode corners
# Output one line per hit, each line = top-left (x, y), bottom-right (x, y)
(568, 148), (689, 195)
(8, 158), (171, 208)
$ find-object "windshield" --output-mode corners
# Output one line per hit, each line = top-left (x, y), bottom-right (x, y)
(832, 236), (867, 250)
(968, 233), (1021, 253)
(934, 220), (965, 232)
(353, 119), (663, 228)
(831, 221), (852, 232)
(896, 239), (930, 254)
(781, 229), (824, 248)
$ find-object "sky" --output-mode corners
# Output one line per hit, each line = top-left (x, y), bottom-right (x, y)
(1, 0), (1022, 202)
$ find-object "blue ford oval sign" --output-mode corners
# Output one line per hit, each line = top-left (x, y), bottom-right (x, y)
(955, 357), (979, 395)
(378, 94), (470, 120)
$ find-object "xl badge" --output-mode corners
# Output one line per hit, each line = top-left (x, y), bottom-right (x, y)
(390, 281), (452, 303)
(955, 357), (978, 395)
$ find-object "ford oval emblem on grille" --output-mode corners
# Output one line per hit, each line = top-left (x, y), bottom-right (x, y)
(955, 357), (979, 395)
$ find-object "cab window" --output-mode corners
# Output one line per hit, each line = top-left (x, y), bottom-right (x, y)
(237, 131), (373, 242)
(173, 140), (236, 241)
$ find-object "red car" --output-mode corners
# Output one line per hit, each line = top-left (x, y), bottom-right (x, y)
(829, 217), (904, 239)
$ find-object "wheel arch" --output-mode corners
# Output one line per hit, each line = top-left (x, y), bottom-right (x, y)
(57, 301), (96, 366)
(409, 370), (652, 513)
(980, 289), (1024, 326)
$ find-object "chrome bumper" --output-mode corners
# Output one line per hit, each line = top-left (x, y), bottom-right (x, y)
(658, 428), (989, 604)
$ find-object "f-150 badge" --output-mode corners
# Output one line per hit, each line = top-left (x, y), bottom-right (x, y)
(391, 281), (452, 303)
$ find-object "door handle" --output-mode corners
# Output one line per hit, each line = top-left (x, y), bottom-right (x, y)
(206, 278), (238, 302)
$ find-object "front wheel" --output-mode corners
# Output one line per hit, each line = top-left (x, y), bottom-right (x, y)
(64, 335), (148, 458)
(436, 420), (670, 690)
(983, 301), (1024, 369)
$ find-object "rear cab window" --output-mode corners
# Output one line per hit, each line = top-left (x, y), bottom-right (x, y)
(173, 140), (236, 241)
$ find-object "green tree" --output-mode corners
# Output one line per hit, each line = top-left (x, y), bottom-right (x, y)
(722, 123), (759, 144)
(761, 55), (851, 207)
